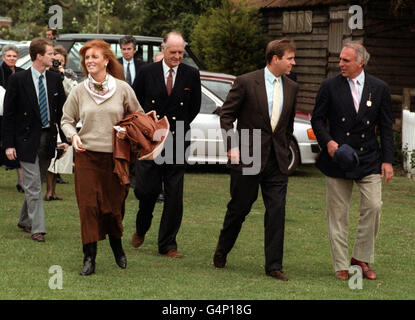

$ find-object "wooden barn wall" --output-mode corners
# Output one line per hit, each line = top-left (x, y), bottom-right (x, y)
(360, 2), (415, 120)
(262, 7), (330, 114)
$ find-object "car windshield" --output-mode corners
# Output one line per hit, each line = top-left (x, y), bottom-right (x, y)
(201, 79), (233, 101)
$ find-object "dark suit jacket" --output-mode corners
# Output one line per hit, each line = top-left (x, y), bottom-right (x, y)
(220, 69), (299, 175)
(117, 57), (146, 85)
(132, 61), (201, 164)
(0, 62), (24, 88)
(2, 69), (67, 163)
(311, 72), (394, 179)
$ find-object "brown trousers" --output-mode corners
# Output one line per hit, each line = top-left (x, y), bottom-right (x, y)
(75, 150), (129, 244)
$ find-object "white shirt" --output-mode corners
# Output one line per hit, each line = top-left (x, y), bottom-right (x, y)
(264, 67), (283, 117)
(162, 59), (178, 88)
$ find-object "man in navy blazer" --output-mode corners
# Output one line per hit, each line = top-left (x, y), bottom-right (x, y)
(311, 42), (394, 280)
(132, 31), (201, 258)
(2, 38), (67, 242)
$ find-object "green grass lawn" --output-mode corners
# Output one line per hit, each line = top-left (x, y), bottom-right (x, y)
(0, 165), (414, 300)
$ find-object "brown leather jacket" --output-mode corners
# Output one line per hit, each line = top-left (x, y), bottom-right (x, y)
(113, 112), (169, 185)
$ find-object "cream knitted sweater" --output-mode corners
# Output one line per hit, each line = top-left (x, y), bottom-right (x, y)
(61, 78), (143, 153)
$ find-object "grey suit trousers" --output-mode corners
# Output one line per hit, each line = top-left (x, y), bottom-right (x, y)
(18, 131), (51, 235)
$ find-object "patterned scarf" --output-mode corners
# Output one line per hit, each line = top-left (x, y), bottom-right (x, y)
(84, 73), (116, 105)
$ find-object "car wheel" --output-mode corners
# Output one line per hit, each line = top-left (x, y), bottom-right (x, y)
(288, 139), (300, 175)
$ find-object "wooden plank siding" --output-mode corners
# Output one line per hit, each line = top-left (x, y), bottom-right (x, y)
(262, 8), (329, 113)
(360, 3), (415, 120)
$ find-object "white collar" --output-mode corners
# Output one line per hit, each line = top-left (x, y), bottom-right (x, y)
(162, 59), (178, 75)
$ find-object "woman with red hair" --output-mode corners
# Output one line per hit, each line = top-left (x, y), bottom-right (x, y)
(61, 39), (144, 276)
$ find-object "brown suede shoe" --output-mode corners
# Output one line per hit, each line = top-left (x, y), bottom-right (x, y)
(266, 270), (289, 281)
(160, 249), (183, 258)
(131, 232), (145, 248)
(213, 248), (227, 268)
(18, 224), (32, 233)
(23, 226), (32, 233)
(335, 270), (349, 280)
(351, 258), (376, 280)
(31, 233), (45, 242)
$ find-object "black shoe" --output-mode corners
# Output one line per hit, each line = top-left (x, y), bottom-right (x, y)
(16, 184), (24, 193)
(56, 175), (69, 184)
(109, 237), (127, 269)
(80, 242), (97, 276)
(213, 247), (227, 268)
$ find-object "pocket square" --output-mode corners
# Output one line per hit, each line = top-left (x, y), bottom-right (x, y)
(184, 88), (191, 91)
(53, 92), (59, 96)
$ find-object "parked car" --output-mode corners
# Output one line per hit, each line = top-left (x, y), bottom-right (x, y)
(199, 71), (235, 101)
(17, 33), (203, 78)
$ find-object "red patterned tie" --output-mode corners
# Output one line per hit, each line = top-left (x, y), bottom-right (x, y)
(166, 68), (173, 96)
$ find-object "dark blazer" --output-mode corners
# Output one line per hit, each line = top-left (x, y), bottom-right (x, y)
(220, 69), (299, 175)
(132, 61), (201, 163)
(311, 72), (394, 179)
(2, 68), (67, 163)
(0, 62), (24, 88)
(117, 57), (146, 85)
(0, 63), (25, 166)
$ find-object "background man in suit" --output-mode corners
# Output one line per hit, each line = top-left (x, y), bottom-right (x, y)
(213, 39), (298, 281)
(311, 42), (394, 280)
(118, 35), (145, 86)
(2, 37), (67, 242)
(118, 35), (146, 188)
(132, 31), (201, 258)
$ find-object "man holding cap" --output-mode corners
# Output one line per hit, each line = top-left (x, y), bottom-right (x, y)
(311, 42), (394, 280)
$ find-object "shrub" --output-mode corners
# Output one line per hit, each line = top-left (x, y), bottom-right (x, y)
(190, 0), (268, 75)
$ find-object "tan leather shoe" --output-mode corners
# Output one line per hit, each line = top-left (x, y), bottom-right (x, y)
(266, 270), (289, 281)
(351, 258), (376, 280)
(335, 270), (349, 280)
(131, 232), (145, 248)
(160, 249), (183, 258)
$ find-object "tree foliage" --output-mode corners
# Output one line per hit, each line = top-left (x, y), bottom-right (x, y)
(131, 0), (222, 40)
(0, 0), (221, 41)
(190, 0), (268, 75)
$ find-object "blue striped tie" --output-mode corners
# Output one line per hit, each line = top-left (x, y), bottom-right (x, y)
(38, 74), (48, 127)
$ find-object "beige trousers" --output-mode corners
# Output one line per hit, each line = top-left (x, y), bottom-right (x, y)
(326, 174), (382, 271)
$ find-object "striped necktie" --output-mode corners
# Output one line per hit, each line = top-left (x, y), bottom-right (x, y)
(38, 74), (49, 127)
